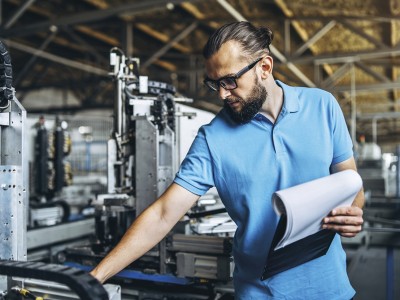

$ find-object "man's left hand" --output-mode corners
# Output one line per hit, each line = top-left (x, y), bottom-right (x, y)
(322, 206), (363, 237)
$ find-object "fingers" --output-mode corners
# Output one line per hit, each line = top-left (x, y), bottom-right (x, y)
(323, 206), (363, 227)
(329, 206), (363, 217)
(323, 215), (363, 226)
(322, 206), (364, 237)
(322, 223), (363, 237)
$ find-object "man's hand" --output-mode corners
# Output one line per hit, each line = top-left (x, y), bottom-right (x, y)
(322, 206), (363, 237)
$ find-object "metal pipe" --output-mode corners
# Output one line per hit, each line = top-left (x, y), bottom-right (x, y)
(125, 22), (134, 57)
(293, 20), (336, 58)
(3, 0), (36, 29)
(142, 21), (198, 69)
(350, 63), (357, 145)
(284, 20), (291, 56)
(396, 145), (400, 198)
(0, 0), (203, 38)
(372, 117), (378, 144)
(0, 0), (2, 26)
(14, 28), (58, 86)
(6, 40), (108, 76)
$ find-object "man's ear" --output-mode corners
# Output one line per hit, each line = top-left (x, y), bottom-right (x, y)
(260, 56), (273, 79)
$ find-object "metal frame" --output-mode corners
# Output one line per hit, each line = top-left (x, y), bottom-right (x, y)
(0, 95), (27, 292)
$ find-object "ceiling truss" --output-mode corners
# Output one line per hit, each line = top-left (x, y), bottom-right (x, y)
(1, 0), (400, 148)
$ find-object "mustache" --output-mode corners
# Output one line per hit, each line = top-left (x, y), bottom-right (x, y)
(224, 97), (242, 104)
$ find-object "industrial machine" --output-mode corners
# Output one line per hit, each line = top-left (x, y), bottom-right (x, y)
(61, 48), (234, 299)
(0, 260), (120, 300)
(0, 39), (122, 300)
(23, 113), (98, 267)
(0, 38), (28, 296)
(0, 39), (232, 299)
(0, 40), (233, 298)
(29, 114), (73, 228)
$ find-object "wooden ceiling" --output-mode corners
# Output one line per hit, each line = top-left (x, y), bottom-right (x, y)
(2, 0), (400, 149)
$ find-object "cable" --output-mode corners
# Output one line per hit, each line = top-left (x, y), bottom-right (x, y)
(211, 219), (233, 235)
(110, 47), (124, 56)
(10, 286), (44, 300)
(189, 222), (202, 235)
(0, 39), (13, 109)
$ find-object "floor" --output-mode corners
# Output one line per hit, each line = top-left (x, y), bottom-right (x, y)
(346, 246), (400, 300)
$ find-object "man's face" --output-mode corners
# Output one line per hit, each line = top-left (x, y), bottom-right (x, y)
(224, 76), (267, 124)
(204, 41), (267, 124)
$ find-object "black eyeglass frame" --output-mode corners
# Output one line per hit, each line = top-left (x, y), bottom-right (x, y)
(204, 57), (263, 92)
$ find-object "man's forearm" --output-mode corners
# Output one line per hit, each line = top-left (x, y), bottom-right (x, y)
(90, 202), (171, 283)
(352, 188), (365, 209)
(90, 183), (199, 283)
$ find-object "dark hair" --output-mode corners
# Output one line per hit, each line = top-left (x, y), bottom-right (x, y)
(203, 21), (274, 61)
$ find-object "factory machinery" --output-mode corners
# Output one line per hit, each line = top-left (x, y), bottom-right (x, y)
(0, 39), (233, 299)
(57, 48), (234, 299)
(0, 39), (124, 300)
(0, 37), (28, 298)
(28, 114), (73, 228)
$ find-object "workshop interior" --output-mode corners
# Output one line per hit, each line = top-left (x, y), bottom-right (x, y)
(0, 0), (400, 299)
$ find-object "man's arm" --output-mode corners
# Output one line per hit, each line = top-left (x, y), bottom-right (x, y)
(90, 183), (200, 283)
(322, 157), (365, 237)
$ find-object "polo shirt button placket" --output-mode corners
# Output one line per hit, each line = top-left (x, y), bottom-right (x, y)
(272, 126), (277, 153)
(273, 126), (285, 155)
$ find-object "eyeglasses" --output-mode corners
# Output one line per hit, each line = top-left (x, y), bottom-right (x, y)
(204, 57), (263, 92)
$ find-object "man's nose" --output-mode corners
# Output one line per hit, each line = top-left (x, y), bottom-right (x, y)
(218, 86), (231, 100)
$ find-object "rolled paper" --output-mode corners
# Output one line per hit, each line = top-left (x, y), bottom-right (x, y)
(272, 169), (363, 250)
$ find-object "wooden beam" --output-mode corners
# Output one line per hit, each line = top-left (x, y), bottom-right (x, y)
(180, 2), (205, 19)
(83, 0), (109, 10)
(154, 60), (177, 71)
(75, 25), (119, 45)
(135, 23), (190, 53)
(6, 0), (119, 46)
(180, 2), (219, 29)
(83, 0), (191, 54)
(274, 0), (334, 76)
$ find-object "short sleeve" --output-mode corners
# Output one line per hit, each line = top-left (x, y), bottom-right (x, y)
(330, 94), (354, 165)
(174, 127), (215, 196)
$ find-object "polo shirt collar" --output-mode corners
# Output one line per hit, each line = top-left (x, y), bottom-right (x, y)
(275, 80), (300, 114)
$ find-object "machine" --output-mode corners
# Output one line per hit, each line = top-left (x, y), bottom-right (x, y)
(0, 40), (233, 298)
(0, 39), (122, 300)
(0, 38), (28, 296)
(61, 48), (234, 299)
(28, 114), (73, 228)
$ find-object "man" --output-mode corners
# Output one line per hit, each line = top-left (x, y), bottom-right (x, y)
(91, 21), (364, 299)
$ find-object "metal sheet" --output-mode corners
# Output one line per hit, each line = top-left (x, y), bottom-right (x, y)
(0, 112), (9, 126)
(135, 119), (158, 215)
(107, 139), (117, 193)
(27, 218), (95, 250)
(0, 166), (25, 261)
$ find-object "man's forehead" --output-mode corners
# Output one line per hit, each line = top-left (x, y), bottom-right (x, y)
(205, 41), (244, 74)
(216, 41), (243, 61)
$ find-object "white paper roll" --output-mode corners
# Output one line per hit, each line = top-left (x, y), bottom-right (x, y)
(272, 169), (362, 250)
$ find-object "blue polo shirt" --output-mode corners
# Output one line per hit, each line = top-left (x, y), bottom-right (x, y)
(174, 81), (355, 299)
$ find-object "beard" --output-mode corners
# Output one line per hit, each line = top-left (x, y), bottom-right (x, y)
(224, 79), (267, 124)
